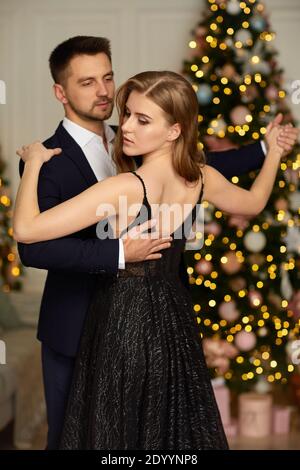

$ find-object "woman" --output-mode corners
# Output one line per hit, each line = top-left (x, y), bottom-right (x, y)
(13, 71), (284, 450)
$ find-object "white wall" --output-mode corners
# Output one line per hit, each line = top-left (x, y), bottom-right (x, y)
(0, 0), (299, 291)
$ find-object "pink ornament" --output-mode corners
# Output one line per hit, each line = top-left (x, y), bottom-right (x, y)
(288, 291), (300, 320)
(211, 357), (230, 374)
(203, 338), (238, 374)
(274, 198), (288, 211)
(195, 259), (213, 276)
(265, 85), (278, 101)
(221, 251), (241, 274)
(244, 85), (259, 102)
(204, 221), (222, 237)
(221, 63), (238, 81)
(228, 215), (251, 230)
(218, 300), (240, 322)
(284, 168), (299, 185)
(235, 330), (257, 351)
(230, 105), (250, 125)
(248, 289), (263, 308)
(203, 339), (238, 359)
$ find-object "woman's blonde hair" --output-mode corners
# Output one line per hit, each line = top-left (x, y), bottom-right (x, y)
(113, 71), (205, 183)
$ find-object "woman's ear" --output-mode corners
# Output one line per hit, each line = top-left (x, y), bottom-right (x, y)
(167, 123), (181, 142)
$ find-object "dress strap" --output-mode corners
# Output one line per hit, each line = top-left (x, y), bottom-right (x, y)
(191, 168), (204, 225)
(197, 168), (204, 204)
(131, 171), (148, 201)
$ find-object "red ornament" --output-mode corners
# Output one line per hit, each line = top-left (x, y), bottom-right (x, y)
(274, 198), (288, 211)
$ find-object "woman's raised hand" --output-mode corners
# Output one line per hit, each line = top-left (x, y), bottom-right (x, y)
(266, 125), (285, 159)
(16, 141), (62, 164)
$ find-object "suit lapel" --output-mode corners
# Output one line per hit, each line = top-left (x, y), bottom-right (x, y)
(55, 122), (98, 187)
(55, 122), (142, 183)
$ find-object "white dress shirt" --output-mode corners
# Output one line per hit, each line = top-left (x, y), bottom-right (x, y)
(63, 117), (125, 269)
(260, 140), (267, 155)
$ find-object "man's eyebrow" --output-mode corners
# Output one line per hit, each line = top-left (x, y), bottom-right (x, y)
(77, 71), (114, 83)
(125, 105), (152, 120)
(77, 76), (95, 83)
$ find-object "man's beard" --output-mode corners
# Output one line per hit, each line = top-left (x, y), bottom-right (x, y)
(68, 99), (114, 122)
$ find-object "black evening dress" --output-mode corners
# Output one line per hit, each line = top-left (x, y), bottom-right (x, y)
(60, 170), (228, 450)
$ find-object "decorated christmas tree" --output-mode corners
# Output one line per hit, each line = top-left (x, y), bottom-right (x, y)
(0, 145), (22, 291)
(182, 0), (300, 393)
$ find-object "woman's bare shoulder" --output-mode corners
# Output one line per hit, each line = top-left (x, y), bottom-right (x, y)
(102, 171), (144, 197)
(201, 163), (221, 181)
(104, 171), (138, 185)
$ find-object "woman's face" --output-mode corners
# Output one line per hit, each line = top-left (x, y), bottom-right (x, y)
(121, 90), (176, 157)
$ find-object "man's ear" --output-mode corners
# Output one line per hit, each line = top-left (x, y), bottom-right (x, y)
(53, 83), (68, 105)
(167, 123), (181, 142)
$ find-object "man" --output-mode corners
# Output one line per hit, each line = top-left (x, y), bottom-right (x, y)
(17, 36), (298, 449)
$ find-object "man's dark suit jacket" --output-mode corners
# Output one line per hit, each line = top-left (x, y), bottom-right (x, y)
(18, 122), (265, 357)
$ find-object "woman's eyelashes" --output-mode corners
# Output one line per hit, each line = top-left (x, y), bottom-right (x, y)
(124, 110), (149, 125)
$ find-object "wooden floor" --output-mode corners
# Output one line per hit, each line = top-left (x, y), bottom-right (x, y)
(229, 432), (300, 450)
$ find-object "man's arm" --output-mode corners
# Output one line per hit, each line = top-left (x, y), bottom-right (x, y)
(17, 159), (119, 275)
(206, 142), (265, 180)
(206, 114), (299, 180)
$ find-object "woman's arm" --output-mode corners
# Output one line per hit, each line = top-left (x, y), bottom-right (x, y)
(203, 126), (284, 217)
(13, 143), (137, 243)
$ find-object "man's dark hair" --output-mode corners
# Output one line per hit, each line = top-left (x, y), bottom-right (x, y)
(49, 36), (111, 84)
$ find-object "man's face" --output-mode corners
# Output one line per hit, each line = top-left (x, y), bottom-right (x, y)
(58, 53), (115, 122)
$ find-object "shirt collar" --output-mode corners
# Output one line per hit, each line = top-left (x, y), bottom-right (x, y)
(63, 117), (115, 148)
